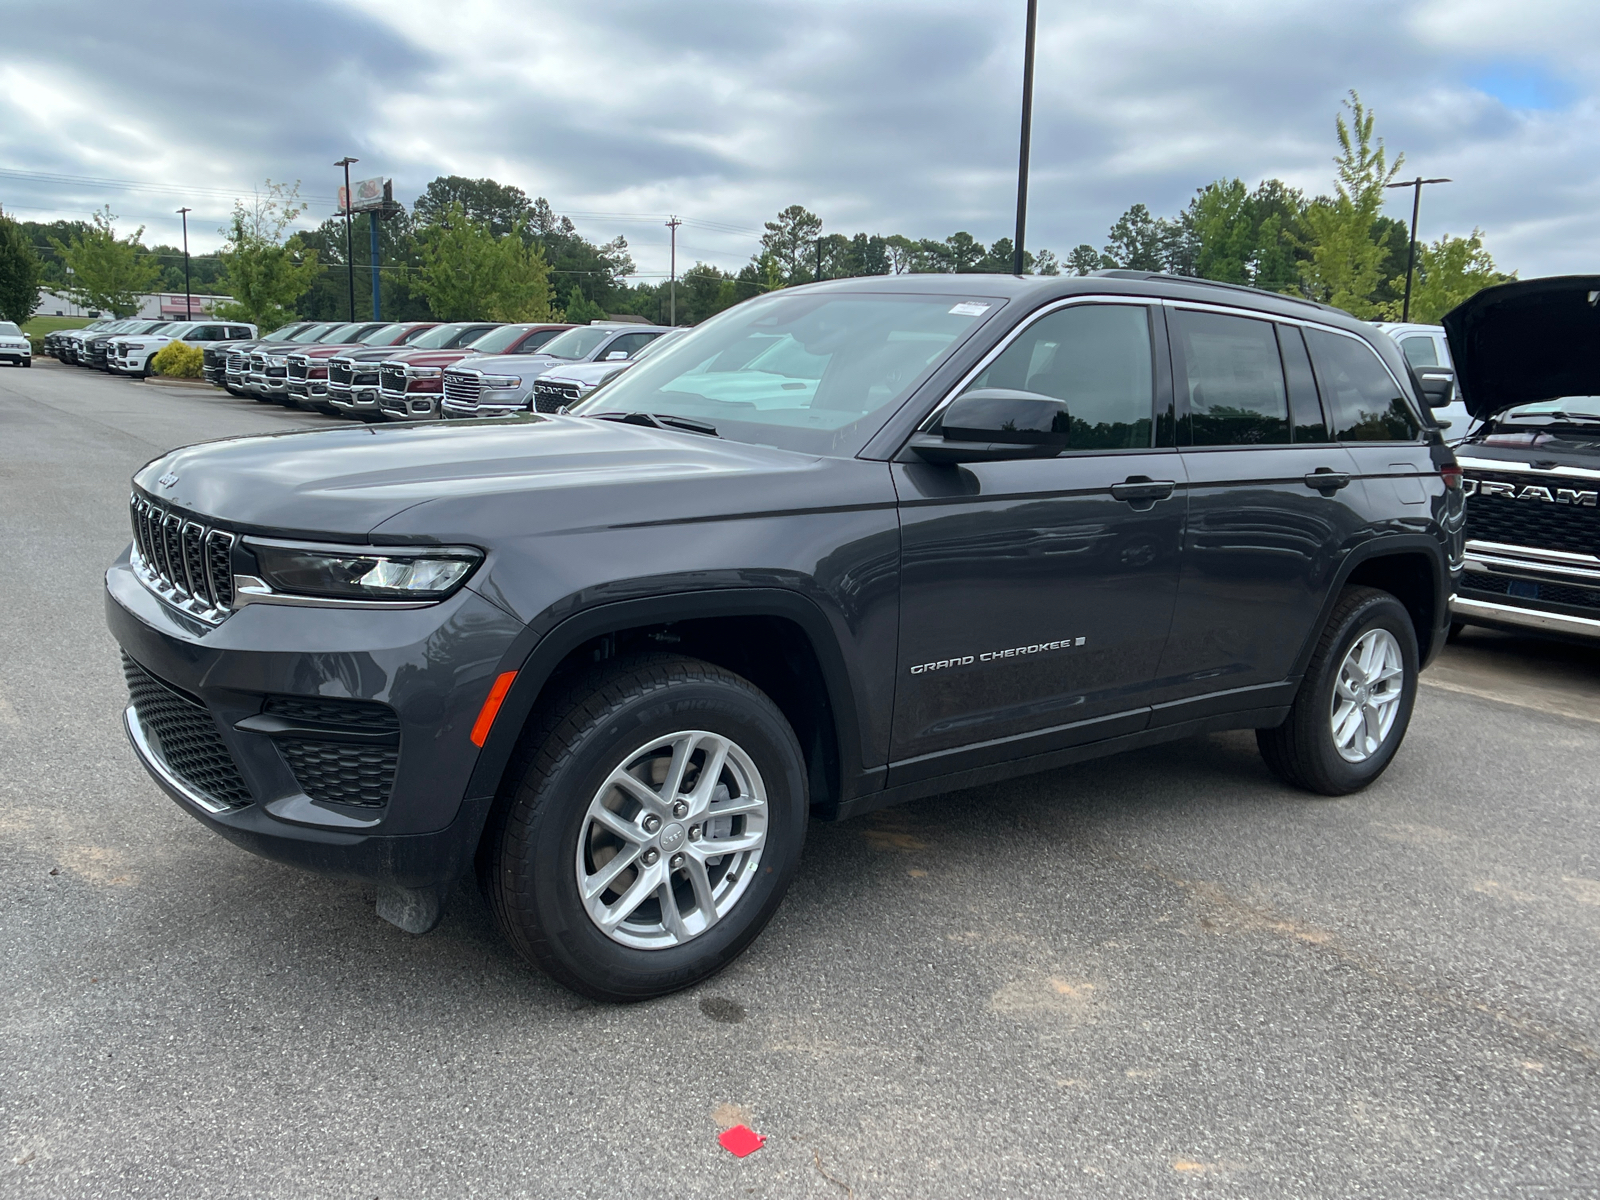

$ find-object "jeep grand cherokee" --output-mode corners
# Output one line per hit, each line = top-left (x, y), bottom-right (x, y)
(106, 272), (1459, 1001)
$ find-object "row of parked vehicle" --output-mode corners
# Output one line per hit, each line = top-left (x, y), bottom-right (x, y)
(41, 314), (684, 422)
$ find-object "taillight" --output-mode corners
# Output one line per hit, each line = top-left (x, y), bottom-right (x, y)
(1440, 462), (1462, 490)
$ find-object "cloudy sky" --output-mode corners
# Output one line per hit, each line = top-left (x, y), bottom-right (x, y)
(3, 0), (1597, 281)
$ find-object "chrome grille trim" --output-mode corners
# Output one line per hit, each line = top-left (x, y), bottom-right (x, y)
(128, 494), (235, 625)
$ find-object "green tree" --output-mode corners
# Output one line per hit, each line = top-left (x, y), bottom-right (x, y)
(761, 205), (823, 283)
(1066, 244), (1108, 275)
(1103, 204), (1166, 270)
(1386, 230), (1511, 323)
(414, 205), (555, 321)
(562, 284), (607, 324)
(49, 207), (161, 317)
(214, 182), (321, 330)
(0, 207), (43, 324)
(414, 176), (533, 236)
(1297, 90), (1404, 317)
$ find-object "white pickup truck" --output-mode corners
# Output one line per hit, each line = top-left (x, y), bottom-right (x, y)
(109, 319), (256, 377)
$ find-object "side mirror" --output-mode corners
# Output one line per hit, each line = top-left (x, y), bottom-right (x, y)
(604, 350), (629, 361)
(910, 388), (1071, 464)
(1419, 372), (1455, 408)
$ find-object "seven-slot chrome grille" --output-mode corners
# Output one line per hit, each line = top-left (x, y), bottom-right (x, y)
(128, 494), (237, 622)
(533, 380), (580, 413)
(442, 370), (480, 409)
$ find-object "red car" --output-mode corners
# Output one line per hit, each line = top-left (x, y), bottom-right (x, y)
(284, 322), (440, 412)
(376, 323), (573, 421)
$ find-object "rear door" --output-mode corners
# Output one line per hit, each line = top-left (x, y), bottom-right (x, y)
(890, 300), (1186, 782)
(1152, 308), (1367, 718)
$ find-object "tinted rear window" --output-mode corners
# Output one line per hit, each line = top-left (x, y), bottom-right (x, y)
(1305, 328), (1420, 442)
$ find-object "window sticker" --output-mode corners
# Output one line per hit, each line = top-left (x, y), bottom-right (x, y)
(949, 302), (992, 317)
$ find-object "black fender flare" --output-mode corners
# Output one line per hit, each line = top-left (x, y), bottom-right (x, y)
(1289, 533), (1452, 679)
(463, 586), (872, 812)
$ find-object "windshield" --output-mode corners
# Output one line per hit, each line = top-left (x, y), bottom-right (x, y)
(539, 327), (613, 360)
(261, 324), (303, 342)
(467, 324), (540, 353)
(357, 323), (407, 345)
(632, 328), (689, 362)
(572, 292), (1001, 454)
(407, 323), (477, 350)
(0, 322), (19, 337)
(293, 324), (341, 342)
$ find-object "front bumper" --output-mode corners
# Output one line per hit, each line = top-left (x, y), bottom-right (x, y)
(380, 389), (441, 420)
(105, 550), (528, 888)
(328, 382), (382, 412)
(1451, 538), (1600, 640)
(247, 371), (290, 396)
(0, 350), (29, 364)
(441, 390), (529, 419)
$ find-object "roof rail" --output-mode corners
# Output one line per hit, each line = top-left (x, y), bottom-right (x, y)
(1088, 269), (1339, 313)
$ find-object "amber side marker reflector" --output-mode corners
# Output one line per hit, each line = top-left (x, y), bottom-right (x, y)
(470, 671), (518, 747)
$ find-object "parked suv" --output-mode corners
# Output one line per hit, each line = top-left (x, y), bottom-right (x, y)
(1440, 276), (1600, 641)
(371, 322), (508, 420)
(285, 322), (438, 412)
(437, 323), (672, 418)
(107, 272), (1457, 1001)
(444, 326), (684, 418)
(1373, 321), (1472, 439)
(0, 320), (30, 367)
(110, 320), (256, 377)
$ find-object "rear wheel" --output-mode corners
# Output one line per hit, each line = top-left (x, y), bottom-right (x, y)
(482, 654), (808, 1001)
(1257, 586), (1418, 795)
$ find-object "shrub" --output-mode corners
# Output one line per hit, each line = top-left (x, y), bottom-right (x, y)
(152, 340), (203, 378)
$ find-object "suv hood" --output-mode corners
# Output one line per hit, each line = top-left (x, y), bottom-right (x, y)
(1444, 275), (1600, 420)
(133, 415), (823, 541)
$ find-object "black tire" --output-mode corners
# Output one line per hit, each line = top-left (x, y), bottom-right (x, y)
(481, 653), (808, 1002)
(1256, 586), (1419, 796)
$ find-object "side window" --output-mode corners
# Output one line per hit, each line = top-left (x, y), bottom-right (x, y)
(515, 328), (560, 353)
(1277, 325), (1328, 442)
(227, 326), (253, 340)
(1304, 328), (1420, 442)
(1399, 336), (1438, 368)
(192, 325), (225, 341)
(1173, 310), (1289, 446)
(964, 303), (1153, 450)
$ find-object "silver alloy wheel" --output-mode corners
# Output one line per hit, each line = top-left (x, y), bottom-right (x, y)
(575, 730), (769, 950)
(1330, 628), (1406, 763)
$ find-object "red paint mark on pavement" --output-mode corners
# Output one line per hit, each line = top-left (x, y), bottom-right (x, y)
(718, 1124), (766, 1157)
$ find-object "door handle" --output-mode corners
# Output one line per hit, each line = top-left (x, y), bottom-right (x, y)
(1303, 470), (1351, 494)
(1110, 476), (1176, 503)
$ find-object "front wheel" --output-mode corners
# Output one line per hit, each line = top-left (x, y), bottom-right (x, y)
(1257, 586), (1419, 795)
(481, 654), (808, 1001)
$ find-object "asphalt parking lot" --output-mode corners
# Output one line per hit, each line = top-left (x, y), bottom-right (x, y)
(3, 360), (1598, 1199)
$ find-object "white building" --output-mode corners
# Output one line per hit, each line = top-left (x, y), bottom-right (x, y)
(36, 290), (234, 320)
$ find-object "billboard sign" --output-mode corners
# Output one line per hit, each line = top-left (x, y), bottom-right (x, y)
(338, 177), (392, 214)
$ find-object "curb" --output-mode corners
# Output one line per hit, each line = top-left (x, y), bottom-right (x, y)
(139, 376), (212, 390)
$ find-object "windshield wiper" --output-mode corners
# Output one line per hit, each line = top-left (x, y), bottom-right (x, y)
(592, 411), (719, 437)
(1506, 410), (1600, 424)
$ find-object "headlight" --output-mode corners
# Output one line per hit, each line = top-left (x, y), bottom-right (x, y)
(246, 541), (483, 602)
(480, 374), (521, 388)
(408, 366), (442, 379)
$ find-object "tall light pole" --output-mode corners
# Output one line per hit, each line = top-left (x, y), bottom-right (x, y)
(1012, 0), (1039, 276)
(335, 156), (359, 321)
(666, 215), (682, 325)
(1385, 175), (1451, 323)
(176, 207), (192, 320)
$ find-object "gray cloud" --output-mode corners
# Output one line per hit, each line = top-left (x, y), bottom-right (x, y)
(2, 0), (1595, 278)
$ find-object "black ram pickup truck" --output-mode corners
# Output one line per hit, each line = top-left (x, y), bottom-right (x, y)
(1440, 277), (1600, 640)
(107, 272), (1460, 1000)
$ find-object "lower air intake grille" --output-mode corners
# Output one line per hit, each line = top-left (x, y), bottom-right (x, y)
(277, 740), (399, 808)
(123, 654), (252, 809)
(1462, 570), (1600, 611)
(263, 695), (400, 732)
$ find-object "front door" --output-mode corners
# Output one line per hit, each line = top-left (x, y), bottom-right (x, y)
(890, 301), (1186, 783)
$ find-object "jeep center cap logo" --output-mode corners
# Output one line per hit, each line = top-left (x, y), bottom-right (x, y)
(659, 822), (687, 852)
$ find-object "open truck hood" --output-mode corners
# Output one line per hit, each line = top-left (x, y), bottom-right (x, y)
(1444, 275), (1600, 420)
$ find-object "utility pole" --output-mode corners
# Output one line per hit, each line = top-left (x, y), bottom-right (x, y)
(1012, 0), (1039, 276)
(816, 237), (823, 282)
(1384, 175), (1451, 323)
(666, 215), (682, 325)
(370, 211), (382, 321)
(335, 156), (359, 321)
(176, 207), (192, 320)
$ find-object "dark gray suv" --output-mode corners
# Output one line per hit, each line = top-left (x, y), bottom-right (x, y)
(106, 272), (1459, 1001)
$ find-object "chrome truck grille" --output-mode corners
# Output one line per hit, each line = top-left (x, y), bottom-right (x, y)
(128, 494), (237, 623)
